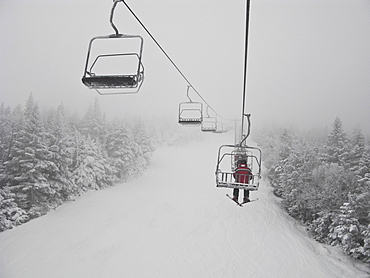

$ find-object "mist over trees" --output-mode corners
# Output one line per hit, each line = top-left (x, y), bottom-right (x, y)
(0, 94), (197, 232)
(254, 117), (370, 264)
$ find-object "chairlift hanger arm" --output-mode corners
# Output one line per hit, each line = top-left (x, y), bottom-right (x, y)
(110, 0), (120, 35)
(186, 85), (193, 102)
(206, 106), (211, 118)
(239, 113), (251, 146)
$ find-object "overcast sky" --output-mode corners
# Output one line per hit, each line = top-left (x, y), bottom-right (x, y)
(1, 0), (369, 134)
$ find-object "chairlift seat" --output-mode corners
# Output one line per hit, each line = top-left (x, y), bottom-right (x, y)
(82, 75), (139, 89)
(178, 118), (202, 125)
(216, 170), (259, 191)
(202, 126), (217, 132)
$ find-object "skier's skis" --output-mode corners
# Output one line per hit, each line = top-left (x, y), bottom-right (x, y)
(240, 198), (259, 205)
(226, 194), (259, 207)
(226, 194), (243, 206)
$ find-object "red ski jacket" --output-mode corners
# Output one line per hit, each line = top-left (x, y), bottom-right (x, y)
(233, 164), (252, 184)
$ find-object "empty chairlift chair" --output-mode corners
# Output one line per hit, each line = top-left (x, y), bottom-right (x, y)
(201, 107), (217, 132)
(82, 35), (144, 95)
(178, 86), (203, 125)
(81, 0), (144, 95)
(201, 117), (217, 132)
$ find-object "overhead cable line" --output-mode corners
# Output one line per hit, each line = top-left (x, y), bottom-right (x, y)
(120, 0), (224, 120)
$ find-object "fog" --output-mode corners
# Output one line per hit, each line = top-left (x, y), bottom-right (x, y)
(1, 0), (369, 134)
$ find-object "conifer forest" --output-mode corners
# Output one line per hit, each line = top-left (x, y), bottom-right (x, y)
(0, 94), (195, 232)
(255, 119), (370, 264)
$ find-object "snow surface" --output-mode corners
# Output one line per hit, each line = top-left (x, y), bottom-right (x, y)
(0, 132), (368, 278)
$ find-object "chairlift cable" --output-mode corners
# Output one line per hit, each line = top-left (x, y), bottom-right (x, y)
(121, 0), (223, 119)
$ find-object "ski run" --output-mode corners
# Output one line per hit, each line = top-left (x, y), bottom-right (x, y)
(0, 132), (368, 278)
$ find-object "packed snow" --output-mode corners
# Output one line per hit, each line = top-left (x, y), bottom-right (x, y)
(0, 132), (368, 278)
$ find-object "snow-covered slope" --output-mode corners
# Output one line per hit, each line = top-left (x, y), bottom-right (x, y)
(0, 132), (368, 278)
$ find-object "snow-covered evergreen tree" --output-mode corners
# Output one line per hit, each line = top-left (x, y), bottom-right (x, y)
(132, 118), (154, 166)
(0, 104), (12, 185)
(0, 104), (12, 163)
(328, 199), (363, 259)
(80, 98), (106, 143)
(357, 146), (370, 186)
(4, 94), (61, 217)
(105, 121), (136, 179)
(360, 225), (370, 263)
(348, 129), (365, 173)
(70, 132), (114, 192)
(0, 187), (28, 231)
(43, 104), (76, 201)
(310, 211), (335, 244)
(322, 117), (349, 166)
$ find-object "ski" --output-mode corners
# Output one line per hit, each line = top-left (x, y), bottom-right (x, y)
(226, 194), (243, 206)
(240, 198), (259, 206)
(226, 194), (259, 207)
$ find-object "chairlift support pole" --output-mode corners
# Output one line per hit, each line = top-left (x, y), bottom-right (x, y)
(241, 0), (251, 143)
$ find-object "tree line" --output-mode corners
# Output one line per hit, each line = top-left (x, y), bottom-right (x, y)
(0, 94), (195, 232)
(254, 118), (370, 264)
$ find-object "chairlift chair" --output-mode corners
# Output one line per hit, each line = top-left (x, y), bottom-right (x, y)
(201, 117), (217, 132)
(82, 34), (144, 95)
(201, 107), (217, 132)
(178, 102), (203, 125)
(178, 86), (203, 125)
(81, 0), (144, 95)
(216, 144), (262, 191)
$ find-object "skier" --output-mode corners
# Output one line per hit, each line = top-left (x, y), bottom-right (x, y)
(232, 159), (252, 204)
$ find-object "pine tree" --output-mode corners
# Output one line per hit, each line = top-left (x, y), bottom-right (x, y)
(348, 129), (365, 173)
(0, 104), (11, 162)
(328, 199), (364, 260)
(105, 121), (135, 179)
(43, 104), (75, 201)
(310, 211), (335, 244)
(0, 187), (28, 231)
(322, 117), (349, 166)
(132, 118), (154, 166)
(360, 225), (370, 263)
(357, 146), (370, 187)
(279, 128), (295, 161)
(80, 98), (106, 143)
(70, 133), (114, 193)
(4, 94), (60, 217)
(0, 104), (13, 185)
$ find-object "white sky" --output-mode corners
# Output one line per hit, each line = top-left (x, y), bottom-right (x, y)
(1, 0), (370, 134)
